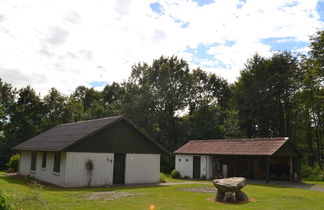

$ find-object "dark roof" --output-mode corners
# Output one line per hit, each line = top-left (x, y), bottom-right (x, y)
(174, 137), (292, 156)
(13, 116), (167, 153)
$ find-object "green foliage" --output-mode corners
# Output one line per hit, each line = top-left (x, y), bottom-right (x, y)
(160, 155), (174, 174)
(302, 164), (324, 181)
(159, 173), (166, 183)
(171, 170), (181, 179)
(0, 190), (14, 210)
(6, 154), (19, 172)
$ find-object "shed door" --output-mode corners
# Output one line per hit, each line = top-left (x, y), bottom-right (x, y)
(113, 153), (126, 185)
(193, 156), (201, 179)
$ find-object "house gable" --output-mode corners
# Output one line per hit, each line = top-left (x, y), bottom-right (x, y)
(272, 141), (301, 157)
(66, 119), (162, 154)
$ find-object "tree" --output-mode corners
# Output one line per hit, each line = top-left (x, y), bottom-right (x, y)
(124, 56), (192, 149)
(43, 88), (71, 129)
(0, 79), (15, 168)
(233, 52), (300, 137)
(296, 30), (324, 167)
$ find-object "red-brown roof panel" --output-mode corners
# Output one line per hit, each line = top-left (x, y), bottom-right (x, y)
(174, 137), (288, 156)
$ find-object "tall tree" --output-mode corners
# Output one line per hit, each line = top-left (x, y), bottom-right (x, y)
(124, 56), (192, 149)
(233, 52), (300, 137)
(43, 88), (71, 129)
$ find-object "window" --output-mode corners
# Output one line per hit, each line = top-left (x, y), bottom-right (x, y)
(31, 152), (37, 171)
(41, 152), (47, 168)
(53, 152), (61, 173)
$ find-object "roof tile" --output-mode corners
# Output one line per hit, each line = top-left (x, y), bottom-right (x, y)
(174, 137), (288, 156)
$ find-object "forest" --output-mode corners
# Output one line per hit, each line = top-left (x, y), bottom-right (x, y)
(0, 30), (323, 174)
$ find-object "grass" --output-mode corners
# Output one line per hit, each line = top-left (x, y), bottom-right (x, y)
(1, 171), (324, 210)
(303, 180), (324, 187)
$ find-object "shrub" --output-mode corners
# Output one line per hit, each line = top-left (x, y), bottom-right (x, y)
(0, 191), (14, 210)
(301, 164), (313, 178)
(160, 173), (166, 183)
(171, 170), (180, 179)
(6, 154), (19, 172)
(302, 164), (324, 181)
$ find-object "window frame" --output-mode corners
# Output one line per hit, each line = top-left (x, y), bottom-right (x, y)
(41, 152), (47, 168)
(30, 152), (37, 171)
(53, 152), (61, 173)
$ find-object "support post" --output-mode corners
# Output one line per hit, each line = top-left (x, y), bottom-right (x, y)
(289, 157), (293, 182)
(266, 157), (270, 184)
(296, 157), (301, 182)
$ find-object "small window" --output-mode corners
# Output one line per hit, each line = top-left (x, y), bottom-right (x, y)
(186, 158), (189, 162)
(179, 158), (181, 162)
(41, 152), (47, 168)
(53, 152), (61, 173)
(31, 152), (37, 171)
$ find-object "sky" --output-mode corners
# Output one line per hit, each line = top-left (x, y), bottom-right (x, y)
(0, 0), (323, 95)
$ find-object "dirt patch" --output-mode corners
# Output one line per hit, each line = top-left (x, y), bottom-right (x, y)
(207, 197), (258, 204)
(84, 191), (143, 201)
(180, 187), (216, 193)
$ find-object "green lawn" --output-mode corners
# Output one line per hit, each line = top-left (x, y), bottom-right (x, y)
(1, 172), (324, 210)
(303, 181), (324, 187)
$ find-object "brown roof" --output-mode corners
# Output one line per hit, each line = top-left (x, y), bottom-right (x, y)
(174, 137), (289, 156)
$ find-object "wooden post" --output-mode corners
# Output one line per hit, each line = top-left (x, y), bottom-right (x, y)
(266, 157), (270, 184)
(289, 157), (293, 182)
(296, 157), (301, 182)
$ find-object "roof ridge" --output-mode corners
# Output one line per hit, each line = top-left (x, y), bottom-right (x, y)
(58, 115), (123, 126)
(189, 137), (288, 142)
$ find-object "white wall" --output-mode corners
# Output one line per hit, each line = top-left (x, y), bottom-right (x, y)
(175, 155), (193, 178)
(65, 152), (114, 187)
(175, 154), (213, 179)
(206, 155), (213, 179)
(20, 151), (161, 187)
(19, 151), (31, 176)
(125, 154), (160, 184)
(19, 151), (66, 186)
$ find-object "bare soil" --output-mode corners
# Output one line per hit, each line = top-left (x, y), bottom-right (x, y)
(84, 191), (143, 201)
(180, 187), (216, 193)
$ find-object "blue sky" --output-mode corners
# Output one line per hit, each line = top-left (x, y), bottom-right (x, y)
(0, 0), (323, 93)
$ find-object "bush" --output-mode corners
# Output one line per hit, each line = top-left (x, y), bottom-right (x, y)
(171, 170), (180, 179)
(302, 164), (324, 181)
(0, 191), (14, 210)
(160, 173), (166, 183)
(6, 154), (19, 172)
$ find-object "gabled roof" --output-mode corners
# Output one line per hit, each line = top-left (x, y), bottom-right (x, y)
(174, 137), (296, 156)
(13, 116), (167, 153)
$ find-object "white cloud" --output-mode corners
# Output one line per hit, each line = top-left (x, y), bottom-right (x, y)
(0, 0), (323, 95)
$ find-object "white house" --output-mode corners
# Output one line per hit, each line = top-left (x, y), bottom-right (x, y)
(174, 138), (301, 182)
(13, 116), (167, 187)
